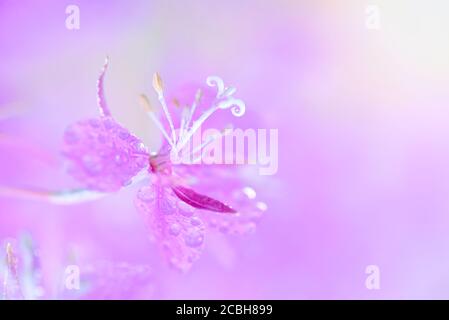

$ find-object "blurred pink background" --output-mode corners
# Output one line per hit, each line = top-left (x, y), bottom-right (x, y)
(1, 0), (449, 299)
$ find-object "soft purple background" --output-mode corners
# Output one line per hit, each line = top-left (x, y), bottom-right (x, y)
(1, 0), (449, 299)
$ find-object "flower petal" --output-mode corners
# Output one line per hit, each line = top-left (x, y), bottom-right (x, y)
(175, 164), (267, 235)
(134, 184), (205, 272)
(172, 185), (236, 213)
(62, 117), (148, 192)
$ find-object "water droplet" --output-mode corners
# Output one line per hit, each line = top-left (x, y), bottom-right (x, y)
(168, 223), (181, 236)
(243, 186), (257, 199)
(184, 229), (204, 248)
(114, 152), (129, 165)
(82, 155), (103, 175)
(137, 187), (154, 201)
(135, 202), (148, 215)
(190, 217), (202, 226)
(218, 222), (230, 234)
(134, 141), (147, 153)
(104, 118), (115, 129)
(119, 131), (130, 140)
(160, 199), (176, 215)
(209, 219), (218, 228)
(178, 201), (194, 216)
(256, 201), (268, 211)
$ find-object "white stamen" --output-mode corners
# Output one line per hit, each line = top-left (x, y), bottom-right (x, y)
(179, 107), (190, 144)
(149, 112), (176, 149)
(184, 124), (233, 158)
(189, 133), (219, 157)
(146, 75), (245, 153)
(206, 76), (225, 97)
(217, 97), (246, 117)
(153, 73), (177, 145)
(177, 105), (219, 150)
(139, 95), (175, 149)
(158, 94), (177, 144)
(176, 76), (245, 150)
(222, 86), (236, 97)
(185, 89), (202, 131)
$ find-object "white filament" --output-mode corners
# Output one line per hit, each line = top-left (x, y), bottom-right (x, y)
(206, 76), (225, 97)
(151, 75), (246, 154)
(157, 93), (177, 145)
(184, 89), (202, 134)
(145, 110), (175, 149)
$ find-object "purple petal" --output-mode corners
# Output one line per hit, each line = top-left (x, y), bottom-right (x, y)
(175, 165), (267, 235)
(62, 117), (148, 192)
(172, 185), (236, 213)
(134, 184), (205, 272)
(197, 186), (266, 235)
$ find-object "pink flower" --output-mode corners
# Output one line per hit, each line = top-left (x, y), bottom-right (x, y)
(4, 58), (267, 272)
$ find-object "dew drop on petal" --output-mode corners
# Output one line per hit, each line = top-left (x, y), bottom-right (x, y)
(135, 202), (148, 215)
(160, 199), (176, 215)
(103, 118), (115, 130)
(134, 141), (147, 153)
(82, 154), (103, 175)
(137, 187), (154, 201)
(190, 217), (202, 226)
(243, 186), (257, 199)
(184, 229), (204, 248)
(256, 201), (268, 211)
(114, 152), (129, 165)
(209, 219), (218, 228)
(168, 223), (181, 236)
(218, 222), (230, 234)
(178, 201), (194, 217)
(119, 130), (130, 140)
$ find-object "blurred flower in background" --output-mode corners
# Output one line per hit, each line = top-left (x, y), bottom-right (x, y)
(1, 235), (155, 299)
